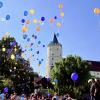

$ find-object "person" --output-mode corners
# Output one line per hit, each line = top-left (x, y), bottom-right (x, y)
(90, 78), (95, 100)
(94, 79), (100, 100)
(52, 93), (59, 100)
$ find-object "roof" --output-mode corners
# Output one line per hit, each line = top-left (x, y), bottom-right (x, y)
(48, 34), (62, 47)
(87, 60), (100, 71)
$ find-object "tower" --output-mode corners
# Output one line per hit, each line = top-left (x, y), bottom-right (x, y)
(46, 34), (62, 78)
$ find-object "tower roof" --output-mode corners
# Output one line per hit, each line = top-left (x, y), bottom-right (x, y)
(48, 34), (62, 47)
(53, 34), (59, 44)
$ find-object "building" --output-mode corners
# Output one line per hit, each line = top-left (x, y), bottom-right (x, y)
(88, 60), (100, 78)
(46, 34), (100, 79)
(46, 34), (62, 78)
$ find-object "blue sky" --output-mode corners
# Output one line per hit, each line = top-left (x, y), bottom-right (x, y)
(0, 0), (100, 76)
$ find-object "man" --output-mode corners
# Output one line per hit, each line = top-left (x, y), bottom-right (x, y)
(90, 78), (95, 100)
(94, 79), (100, 100)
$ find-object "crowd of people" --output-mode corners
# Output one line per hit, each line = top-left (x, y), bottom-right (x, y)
(0, 78), (100, 100)
(0, 92), (73, 100)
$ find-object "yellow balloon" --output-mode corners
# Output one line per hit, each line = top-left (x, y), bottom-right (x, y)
(2, 47), (6, 52)
(57, 22), (62, 27)
(94, 8), (100, 14)
(11, 54), (15, 60)
(22, 26), (28, 33)
(60, 12), (64, 17)
(58, 4), (64, 9)
(33, 19), (38, 24)
(29, 9), (35, 15)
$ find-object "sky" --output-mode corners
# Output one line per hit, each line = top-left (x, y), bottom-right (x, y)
(0, 0), (100, 76)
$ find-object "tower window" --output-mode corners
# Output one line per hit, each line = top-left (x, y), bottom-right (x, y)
(52, 58), (54, 60)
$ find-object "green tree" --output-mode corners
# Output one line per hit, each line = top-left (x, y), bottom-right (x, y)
(0, 36), (36, 94)
(51, 55), (91, 99)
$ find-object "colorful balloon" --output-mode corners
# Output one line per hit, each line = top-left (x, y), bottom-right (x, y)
(57, 22), (62, 27)
(58, 4), (64, 9)
(29, 9), (35, 15)
(6, 15), (10, 20)
(50, 18), (55, 23)
(21, 19), (25, 23)
(54, 16), (57, 19)
(41, 17), (45, 21)
(36, 26), (41, 31)
(22, 26), (28, 33)
(0, 1), (3, 8)
(94, 8), (100, 14)
(60, 12), (64, 17)
(24, 11), (28, 16)
(71, 72), (78, 81)
(33, 19), (38, 24)
(4, 87), (8, 93)
(26, 20), (30, 24)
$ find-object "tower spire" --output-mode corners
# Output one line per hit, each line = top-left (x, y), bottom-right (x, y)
(53, 33), (58, 44)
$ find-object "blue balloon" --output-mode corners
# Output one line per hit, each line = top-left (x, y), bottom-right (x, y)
(0, 1), (3, 8)
(23, 34), (27, 39)
(6, 15), (10, 20)
(54, 16), (57, 19)
(21, 19), (25, 23)
(24, 11), (28, 16)
(38, 41), (41, 44)
(4, 87), (8, 93)
(54, 79), (58, 84)
(41, 17), (45, 21)
(71, 72), (78, 81)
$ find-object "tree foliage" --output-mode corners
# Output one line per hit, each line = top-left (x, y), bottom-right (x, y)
(51, 55), (91, 98)
(0, 36), (36, 94)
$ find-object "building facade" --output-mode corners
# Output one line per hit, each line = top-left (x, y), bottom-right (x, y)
(46, 34), (62, 78)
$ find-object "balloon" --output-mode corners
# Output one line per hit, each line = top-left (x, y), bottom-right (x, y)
(6, 15), (10, 20)
(60, 12), (64, 17)
(24, 11), (28, 16)
(26, 20), (30, 24)
(58, 4), (64, 9)
(43, 45), (45, 47)
(38, 41), (41, 44)
(48, 93), (51, 97)
(29, 9), (35, 15)
(54, 79), (58, 84)
(23, 34), (27, 39)
(2, 47), (6, 52)
(22, 26), (28, 33)
(4, 87), (8, 93)
(94, 8), (100, 15)
(21, 19), (25, 23)
(54, 16), (57, 19)
(31, 43), (34, 46)
(41, 17), (45, 21)
(71, 72), (78, 81)
(57, 22), (62, 27)
(36, 26), (41, 31)
(34, 35), (37, 39)
(50, 18), (55, 23)
(36, 51), (39, 54)
(0, 1), (3, 8)
(33, 19), (38, 24)
(27, 38), (30, 41)
(39, 61), (41, 64)
(11, 54), (15, 60)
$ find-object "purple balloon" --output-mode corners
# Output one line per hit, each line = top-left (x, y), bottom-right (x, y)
(4, 87), (8, 93)
(71, 72), (78, 81)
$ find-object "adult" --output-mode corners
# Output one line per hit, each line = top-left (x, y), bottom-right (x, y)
(90, 78), (95, 100)
(94, 79), (100, 100)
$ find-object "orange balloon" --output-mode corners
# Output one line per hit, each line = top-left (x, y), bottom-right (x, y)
(22, 26), (28, 33)
(26, 20), (30, 24)
(50, 18), (55, 23)
(36, 26), (41, 31)
(94, 8), (100, 14)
